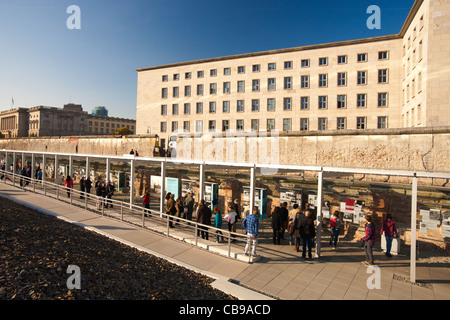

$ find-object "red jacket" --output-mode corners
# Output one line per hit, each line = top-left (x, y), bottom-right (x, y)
(143, 194), (150, 205)
(381, 219), (398, 237)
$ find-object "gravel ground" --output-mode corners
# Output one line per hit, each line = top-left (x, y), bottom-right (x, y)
(0, 197), (237, 300)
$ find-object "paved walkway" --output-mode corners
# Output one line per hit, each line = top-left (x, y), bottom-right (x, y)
(0, 182), (449, 300)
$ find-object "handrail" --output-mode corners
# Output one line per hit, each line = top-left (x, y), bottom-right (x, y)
(0, 169), (253, 263)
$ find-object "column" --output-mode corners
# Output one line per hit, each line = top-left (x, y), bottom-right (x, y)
(160, 161), (166, 215)
(315, 170), (324, 258)
(249, 165), (256, 216)
(199, 163), (205, 202)
(106, 158), (110, 182)
(410, 175), (418, 283)
(129, 159), (135, 208)
(85, 156), (90, 180)
(54, 154), (58, 183)
(69, 155), (73, 177)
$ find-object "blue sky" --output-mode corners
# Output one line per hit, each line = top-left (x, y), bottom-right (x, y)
(0, 0), (415, 119)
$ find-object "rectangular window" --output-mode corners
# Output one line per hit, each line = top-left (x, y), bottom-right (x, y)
(195, 120), (203, 132)
(338, 55), (347, 64)
(319, 74), (328, 87)
(209, 102), (216, 113)
(173, 87), (179, 98)
(162, 75), (168, 82)
(183, 121), (190, 132)
(284, 77), (292, 90)
(252, 64), (260, 72)
(185, 72), (191, 79)
(267, 119), (275, 131)
(268, 63), (276, 71)
(378, 92), (388, 107)
(284, 61), (293, 69)
(251, 119), (259, 131)
(173, 74), (180, 81)
(224, 67), (231, 75)
(357, 53), (368, 62)
(185, 85), (191, 97)
(300, 118), (309, 131)
(319, 57), (328, 66)
(252, 79), (260, 92)
(319, 96), (328, 109)
(357, 94), (367, 108)
(300, 96), (309, 110)
(301, 59), (310, 68)
(197, 84), (203, 95)
(223, 82), (230, 94)
(318, 118), (327, 131)
(357, 71), (367, 85)
(184, 103), (190, 115)
(237, 100), (244, 112)
(268, 78), (276, 91)
(251, 99), (259, 112)
(236, 120), (244, 131)
(301, 75), (309, 88)
(237, 80), (245, 92)
(337, 117), (346, 130)
(283, 97), (292, 111)
(356, 117), (366, 129)
(160, 122), (167, 132)
(196, 102), (203, 114)
(223, 101), (230, 113)
(238, 66), (245, 74)
(378, 51), (388, 60)
(162, 88), (168, 98)
(161, 104), (167, 115)
(377, 116), (388, 129)
(337, 95), (346, 109)
(210, 69), (217, 77)
(283, 119), (291, 132)
(378, 69), (388, 83)
(222, 120), (229, 131)
(197, 70), (204, 78)
(337, 72), (347, 86)
(172, 104), (179, 115)
(171, 121), (178, 132)
(267, 98), (275, 111)
(210, 83), (217, 94)
(208, 120), (216, 132)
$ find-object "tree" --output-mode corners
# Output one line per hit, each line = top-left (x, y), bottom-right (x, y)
(111, 127), (133, 136)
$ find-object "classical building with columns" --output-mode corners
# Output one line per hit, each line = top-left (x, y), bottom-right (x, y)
(136, 0), (450, 150)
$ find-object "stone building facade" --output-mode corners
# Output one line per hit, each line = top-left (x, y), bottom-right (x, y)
(136, 0), (450, 150)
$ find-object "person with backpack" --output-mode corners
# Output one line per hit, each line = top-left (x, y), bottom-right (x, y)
(329, 210), (342, 249)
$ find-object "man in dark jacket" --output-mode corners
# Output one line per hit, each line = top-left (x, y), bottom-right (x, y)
(196, 200), (211, 240)
(279, 202), (289, 239)
(299, 210), (316, 259)
(271, 207), (282, 245)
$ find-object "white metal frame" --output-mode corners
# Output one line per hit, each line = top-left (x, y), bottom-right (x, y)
(2, 149), (450, 282)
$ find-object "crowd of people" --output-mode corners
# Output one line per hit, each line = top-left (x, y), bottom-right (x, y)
(2, 161), (397, 265)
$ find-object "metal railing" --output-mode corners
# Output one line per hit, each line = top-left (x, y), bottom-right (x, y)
(0, 169), (254, 263)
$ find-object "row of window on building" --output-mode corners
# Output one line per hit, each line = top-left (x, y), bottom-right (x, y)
(160, 116), (389, 133)
(161, 93), (389, 115)
(161, 69), (389, 98)
(162, 52), (390, 82)
(88, 121), (134, 130)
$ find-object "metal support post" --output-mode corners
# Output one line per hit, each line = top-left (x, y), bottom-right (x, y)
(199, 163), (205, 201)
(160, 161), (166, 216)
(249, 165), (256, 216)
(410, 175), (418, 283)
(129, 159), (135, 209)
(315, 170), (324, 258)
